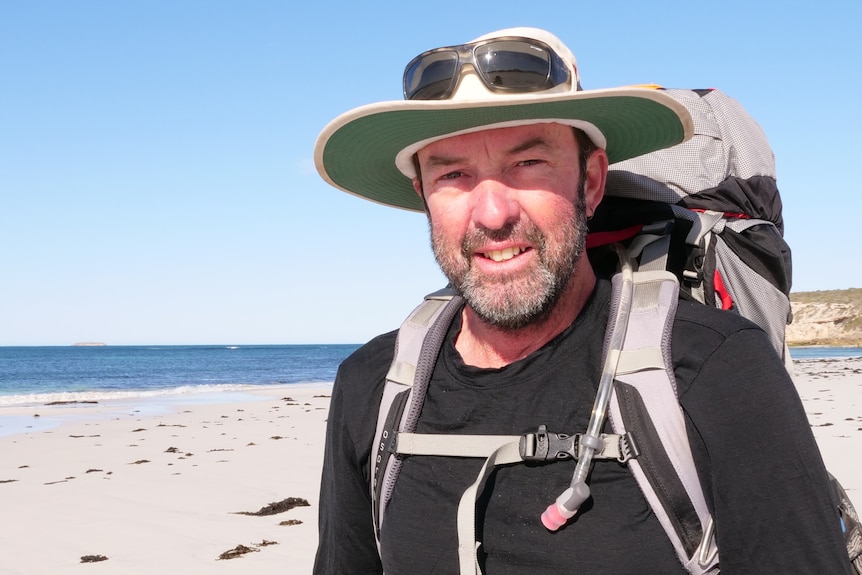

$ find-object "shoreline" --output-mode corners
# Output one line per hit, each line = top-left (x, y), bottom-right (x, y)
(0, 382), (332, 436)
(0, 361), (859, 574)
(789, 344), (862, 350)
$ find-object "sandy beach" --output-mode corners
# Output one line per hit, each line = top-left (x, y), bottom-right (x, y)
(1, 357), (860, 574)
(0, 385), (331, 574)
(791, 356), (862, 501)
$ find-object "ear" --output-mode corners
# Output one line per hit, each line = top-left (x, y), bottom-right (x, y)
(583, 148), (608, 216)
(413, 177), (432, 214)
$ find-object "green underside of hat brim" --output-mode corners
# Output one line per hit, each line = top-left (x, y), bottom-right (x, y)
(321, 96), (686, 212)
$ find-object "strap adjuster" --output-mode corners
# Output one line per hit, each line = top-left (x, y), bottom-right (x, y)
(519, 425), (640, 463)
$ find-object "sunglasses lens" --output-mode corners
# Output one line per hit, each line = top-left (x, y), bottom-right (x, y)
(403, 39), (570, 100)
(404, 50), (459, 100)
(474, 41), (553, 90)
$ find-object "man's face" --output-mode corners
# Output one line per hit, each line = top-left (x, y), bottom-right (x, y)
(414, 123), (603, 330)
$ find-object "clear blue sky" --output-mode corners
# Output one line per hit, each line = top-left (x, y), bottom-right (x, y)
(2, 1), (860, 346)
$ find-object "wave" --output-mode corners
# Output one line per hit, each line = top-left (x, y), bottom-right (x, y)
(0, 381), (333, 408)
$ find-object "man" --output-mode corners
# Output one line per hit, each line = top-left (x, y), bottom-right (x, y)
(312, 28), (851, 574)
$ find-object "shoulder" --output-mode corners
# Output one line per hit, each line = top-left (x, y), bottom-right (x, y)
(673, 295), (762, 340)
(339, 330), (398, 380)
(335, 330), (398, 405)
(328, 330), (399, 461)
(672, 295), (767, 359)
(671, 296), (784, 395)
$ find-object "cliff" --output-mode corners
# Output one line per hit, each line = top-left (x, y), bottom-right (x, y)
(786, 288), (862, 347)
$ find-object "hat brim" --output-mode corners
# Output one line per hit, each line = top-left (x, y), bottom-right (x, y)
(315, 87), (693, 212)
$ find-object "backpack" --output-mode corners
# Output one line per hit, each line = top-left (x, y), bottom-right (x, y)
(369, 88), (862, 574)
(593, 87), (792, 365)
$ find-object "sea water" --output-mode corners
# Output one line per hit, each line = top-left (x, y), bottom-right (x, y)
(0, 344), (360, 406)
(788, 347), (862, 360)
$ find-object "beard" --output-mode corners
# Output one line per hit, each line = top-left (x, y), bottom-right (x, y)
(430, 185), (589, 331)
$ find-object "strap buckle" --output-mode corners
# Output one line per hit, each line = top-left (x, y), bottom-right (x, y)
(520, 425), (575, 461)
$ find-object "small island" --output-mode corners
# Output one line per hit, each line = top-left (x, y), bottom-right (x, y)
(72, 342), (107, 347)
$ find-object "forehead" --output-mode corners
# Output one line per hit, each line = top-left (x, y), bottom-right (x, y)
(416, 122), (577, 159)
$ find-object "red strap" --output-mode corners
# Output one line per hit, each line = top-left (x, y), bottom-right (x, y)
(713, 270), (734, 310)
(689, 208), (751, 220)
(586, 224), (644, 249)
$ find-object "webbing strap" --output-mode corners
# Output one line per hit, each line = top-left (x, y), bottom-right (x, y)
(616, 347), (665, 374)
(634, 232), (672, 272)
(456, 440), (523, 575)
(686, 211), (724, 246)
(395, 433), (519, 458)
(395, 431), (629, 461)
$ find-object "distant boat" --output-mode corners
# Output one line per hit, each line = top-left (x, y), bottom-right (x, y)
(226, 346), (239, 350)
(72, 342), (106, 347)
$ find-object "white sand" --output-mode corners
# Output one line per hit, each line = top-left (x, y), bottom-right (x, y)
(792, 357), (862, 498)
(0, 358), (860, 574)
(0, 385), (331, 574)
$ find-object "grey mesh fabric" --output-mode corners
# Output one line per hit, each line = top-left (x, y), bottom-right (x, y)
(607, 89), (775, 205)
(600, 88), (791, 360)
(713, 219), (791, 354)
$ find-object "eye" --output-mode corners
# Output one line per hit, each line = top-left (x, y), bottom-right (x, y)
(440, 170), (465, 180)
(518, 158), (543, 167)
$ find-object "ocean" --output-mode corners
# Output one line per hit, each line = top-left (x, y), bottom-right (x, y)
(0, 344), (360, 406)
(787, 346), (862, 360)
(1, 344), (860, 406)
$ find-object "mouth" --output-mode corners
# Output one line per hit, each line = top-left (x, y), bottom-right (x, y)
(480, 246), (528, 262)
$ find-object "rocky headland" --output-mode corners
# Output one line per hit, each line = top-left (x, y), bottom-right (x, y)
(786, 288), (862, 347)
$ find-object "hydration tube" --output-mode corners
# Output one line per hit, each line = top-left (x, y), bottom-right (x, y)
(542, 244), (635, 530)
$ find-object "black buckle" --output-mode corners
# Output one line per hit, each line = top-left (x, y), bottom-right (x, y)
(683, 242), (705, 287)
(519, 425), (576, 461)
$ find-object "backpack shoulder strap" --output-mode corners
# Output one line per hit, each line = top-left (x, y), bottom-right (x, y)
(371, 286), (463, 545)
(606, 266), (719, 574)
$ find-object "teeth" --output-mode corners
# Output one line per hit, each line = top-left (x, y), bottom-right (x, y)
(483, 246), (523, 262)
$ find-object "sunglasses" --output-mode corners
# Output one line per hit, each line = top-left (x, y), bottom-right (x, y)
(403, 36), (573, 101)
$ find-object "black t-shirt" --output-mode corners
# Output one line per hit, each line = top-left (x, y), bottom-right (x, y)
(314, 280), (852, 575)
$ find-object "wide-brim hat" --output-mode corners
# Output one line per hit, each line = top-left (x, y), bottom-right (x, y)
(314, 28), (693, 213)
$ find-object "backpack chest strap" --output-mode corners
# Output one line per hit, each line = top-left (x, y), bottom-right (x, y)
(394, 427), (636, 462)
(392, 426), (640, 574)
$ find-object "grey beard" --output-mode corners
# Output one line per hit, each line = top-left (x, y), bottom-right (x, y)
(430, 185), (589, 332)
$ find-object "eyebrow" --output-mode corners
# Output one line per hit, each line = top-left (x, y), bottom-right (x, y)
(421, 153), (466, 171)
(422, 136), (553, 170)
(508, 137), (552, 155)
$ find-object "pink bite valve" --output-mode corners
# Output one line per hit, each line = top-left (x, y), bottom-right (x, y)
(541, 502), (571, 531)
(541, 483), (590, 531)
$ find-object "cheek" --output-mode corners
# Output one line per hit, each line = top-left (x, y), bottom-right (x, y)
(426, 192), (471, 233)
(519, 191), (579, 229)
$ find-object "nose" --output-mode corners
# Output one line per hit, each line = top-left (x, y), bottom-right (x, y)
(470, 179), (519, 231)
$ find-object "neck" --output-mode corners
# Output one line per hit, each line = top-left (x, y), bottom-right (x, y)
(455, 265), (597, 369)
